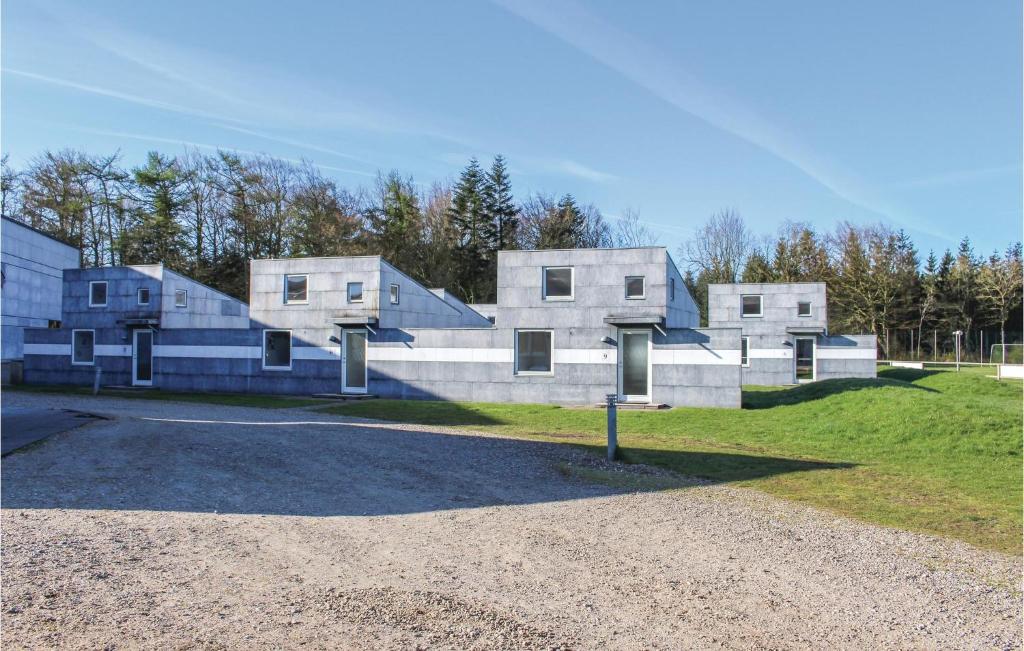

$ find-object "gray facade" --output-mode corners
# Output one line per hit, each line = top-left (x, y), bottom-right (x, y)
(24, 248), (743, 408)
(707, 282), (876, 384)
(1, 218), (80, 376)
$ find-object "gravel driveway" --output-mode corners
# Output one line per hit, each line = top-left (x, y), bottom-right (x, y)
(2, 392), (1020, 649)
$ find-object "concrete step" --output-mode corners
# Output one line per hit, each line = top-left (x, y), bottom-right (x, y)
(311, 393), (378, 401)
(593, 402), (670, 410)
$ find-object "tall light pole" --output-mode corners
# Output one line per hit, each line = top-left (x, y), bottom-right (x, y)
(954, 330), (963, 372)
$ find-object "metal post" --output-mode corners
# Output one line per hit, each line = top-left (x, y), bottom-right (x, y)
(93, 367), (102, 395)
(954, 331), (962, 372)
(605, 393), (617, 462)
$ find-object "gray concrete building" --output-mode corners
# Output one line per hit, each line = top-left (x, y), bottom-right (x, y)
(1, 217), (80, 382)
(707, 282), (876, 384)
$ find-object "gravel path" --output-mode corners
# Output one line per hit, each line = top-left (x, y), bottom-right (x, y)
(2, 392), (1020, 649)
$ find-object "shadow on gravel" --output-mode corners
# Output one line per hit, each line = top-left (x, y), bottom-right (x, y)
(0, 411), (852, 517)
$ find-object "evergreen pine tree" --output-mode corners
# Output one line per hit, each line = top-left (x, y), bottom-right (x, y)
(448, 159), (490, 302)
(482, 155), (518, 251)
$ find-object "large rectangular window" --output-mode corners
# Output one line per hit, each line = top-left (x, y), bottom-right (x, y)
(347, 282), (363, 303)
(797, 301), (812, 317)
(284, 274), (308, 304)
(741, 294), (762, 317)
(174, 289), (188, 308)
(542, 267), (573, 300)
(137, 287), (150, 305)
(741, 336), (749, 367)
(89, 281), (107, 307)
(625, 276), (645, 299)
(72, 329), (95, 365)
(390, 283), (400, 305)
(263, 330), (292, 370)
(515, 330), (553, 375)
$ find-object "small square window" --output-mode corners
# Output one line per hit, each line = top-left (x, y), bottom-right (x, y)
(347, 282), (363, 303)
(515, 330), (553, 374)
(89, 281), (107, 307)
(741, 294), (762, 317)
(390, 283), (400, 305)
(284, 274), (308, 304)
(72, 329), (95, 365)
(174, 289), (188, 308)
(543, 267), (573, 300)
(625, 276), (645, 299)
(138, 288), (150, 305)
(797, 301), (812, 317)
(741, 336), (750, 367)
(263, 330), (292, 370)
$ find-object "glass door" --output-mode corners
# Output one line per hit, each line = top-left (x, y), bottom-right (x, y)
(618, 329), (651, 403)
(795, 337), (815, 382)
(132, 329), (153, 386)
(341, 329), (367, 393)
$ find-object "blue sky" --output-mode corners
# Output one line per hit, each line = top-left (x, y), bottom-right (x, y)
(2, 0), (1021, 258)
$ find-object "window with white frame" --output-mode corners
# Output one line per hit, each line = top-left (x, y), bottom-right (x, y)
(284, 274), (308, 304)
(72, 329), (95, 365)
(174, 289), (188, 308)
(347, 282), (363, 303)
(741, 294), (762, 317)
(542, 267), (573, 300)
(625, 276), (645, 299)
(263, 330), (292, 370)
(741, 336), (750, 367)
(390, 283), (400, 305)
(515, 330), (553, 374)
(797, 301), (812, 317)
(137, 287), (150, 305)
(89, 281), (107, 307)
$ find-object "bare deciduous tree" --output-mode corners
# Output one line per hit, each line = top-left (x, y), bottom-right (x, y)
(679, 209), (753, 283)
(613, 209), (660, 248)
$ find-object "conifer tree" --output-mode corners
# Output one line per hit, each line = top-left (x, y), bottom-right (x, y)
(448, 159), (490, 302)
(482, 155), (518, 252)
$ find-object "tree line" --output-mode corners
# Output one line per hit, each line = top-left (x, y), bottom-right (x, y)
(2, 149), (1019, 361)
(0, 150), (655, 304)
(680, 211), (1023, 362)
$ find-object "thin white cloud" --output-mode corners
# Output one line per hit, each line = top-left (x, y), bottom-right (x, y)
(888, 164), (1021, 189)
(2, 68), (245, 124)
(493, 0), (953, 242)
(554, 159), (617, 183)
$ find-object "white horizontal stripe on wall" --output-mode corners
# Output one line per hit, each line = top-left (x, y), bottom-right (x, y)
(293, 346), (340, 361)
(154, 345), (260, 359)
(749, 348), (793, 359)
(24, 343), (71, 356)
(96, 345), (131, 357)
(367, 347), (514, 363)
(817, 348), (876, 360)
(554, 349), (616, 365)
(651, 349), (742, 366)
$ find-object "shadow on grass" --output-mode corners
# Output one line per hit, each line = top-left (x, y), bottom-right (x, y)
(742, 377), (937, 409)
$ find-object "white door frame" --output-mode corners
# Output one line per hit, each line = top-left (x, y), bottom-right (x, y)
(617, 328), (652, 403)
(794, 336), (816, 383)
(340, 328), (368, 394)
(131, 329), (153, 387)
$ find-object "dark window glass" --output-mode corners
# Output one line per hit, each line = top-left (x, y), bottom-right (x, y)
(138, 288), (150, 305)
(90, 282), (107, 306)
(797, 301), (812, 316)
(670, 278), (676, 301)
(516, 331), (552, 373)
(543, 268), (573, 299)
(625, 276), (645, 298)
(285, 275), (308, 303)
(347, 282), (363, 303)
(390, 284), (400, 304)
(73, 330), (94, 364)
(741, 337), (749, 366)
(264, 331), (291, 368)
(174, 289), (187, 308)
(741, 295), (762, 316)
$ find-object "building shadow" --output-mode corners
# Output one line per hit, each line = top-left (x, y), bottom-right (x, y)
(742, 376), (937, 409)
(0, 407), (852, 518)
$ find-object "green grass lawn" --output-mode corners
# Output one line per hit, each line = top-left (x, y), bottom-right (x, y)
(4, 384), (323, 409)
(325, 367), (1024, 554)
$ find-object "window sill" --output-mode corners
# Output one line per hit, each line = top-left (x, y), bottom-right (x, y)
(72, 361), (95, 366)
(514, 371), (554, 377)
(542, 297), (574, 302)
